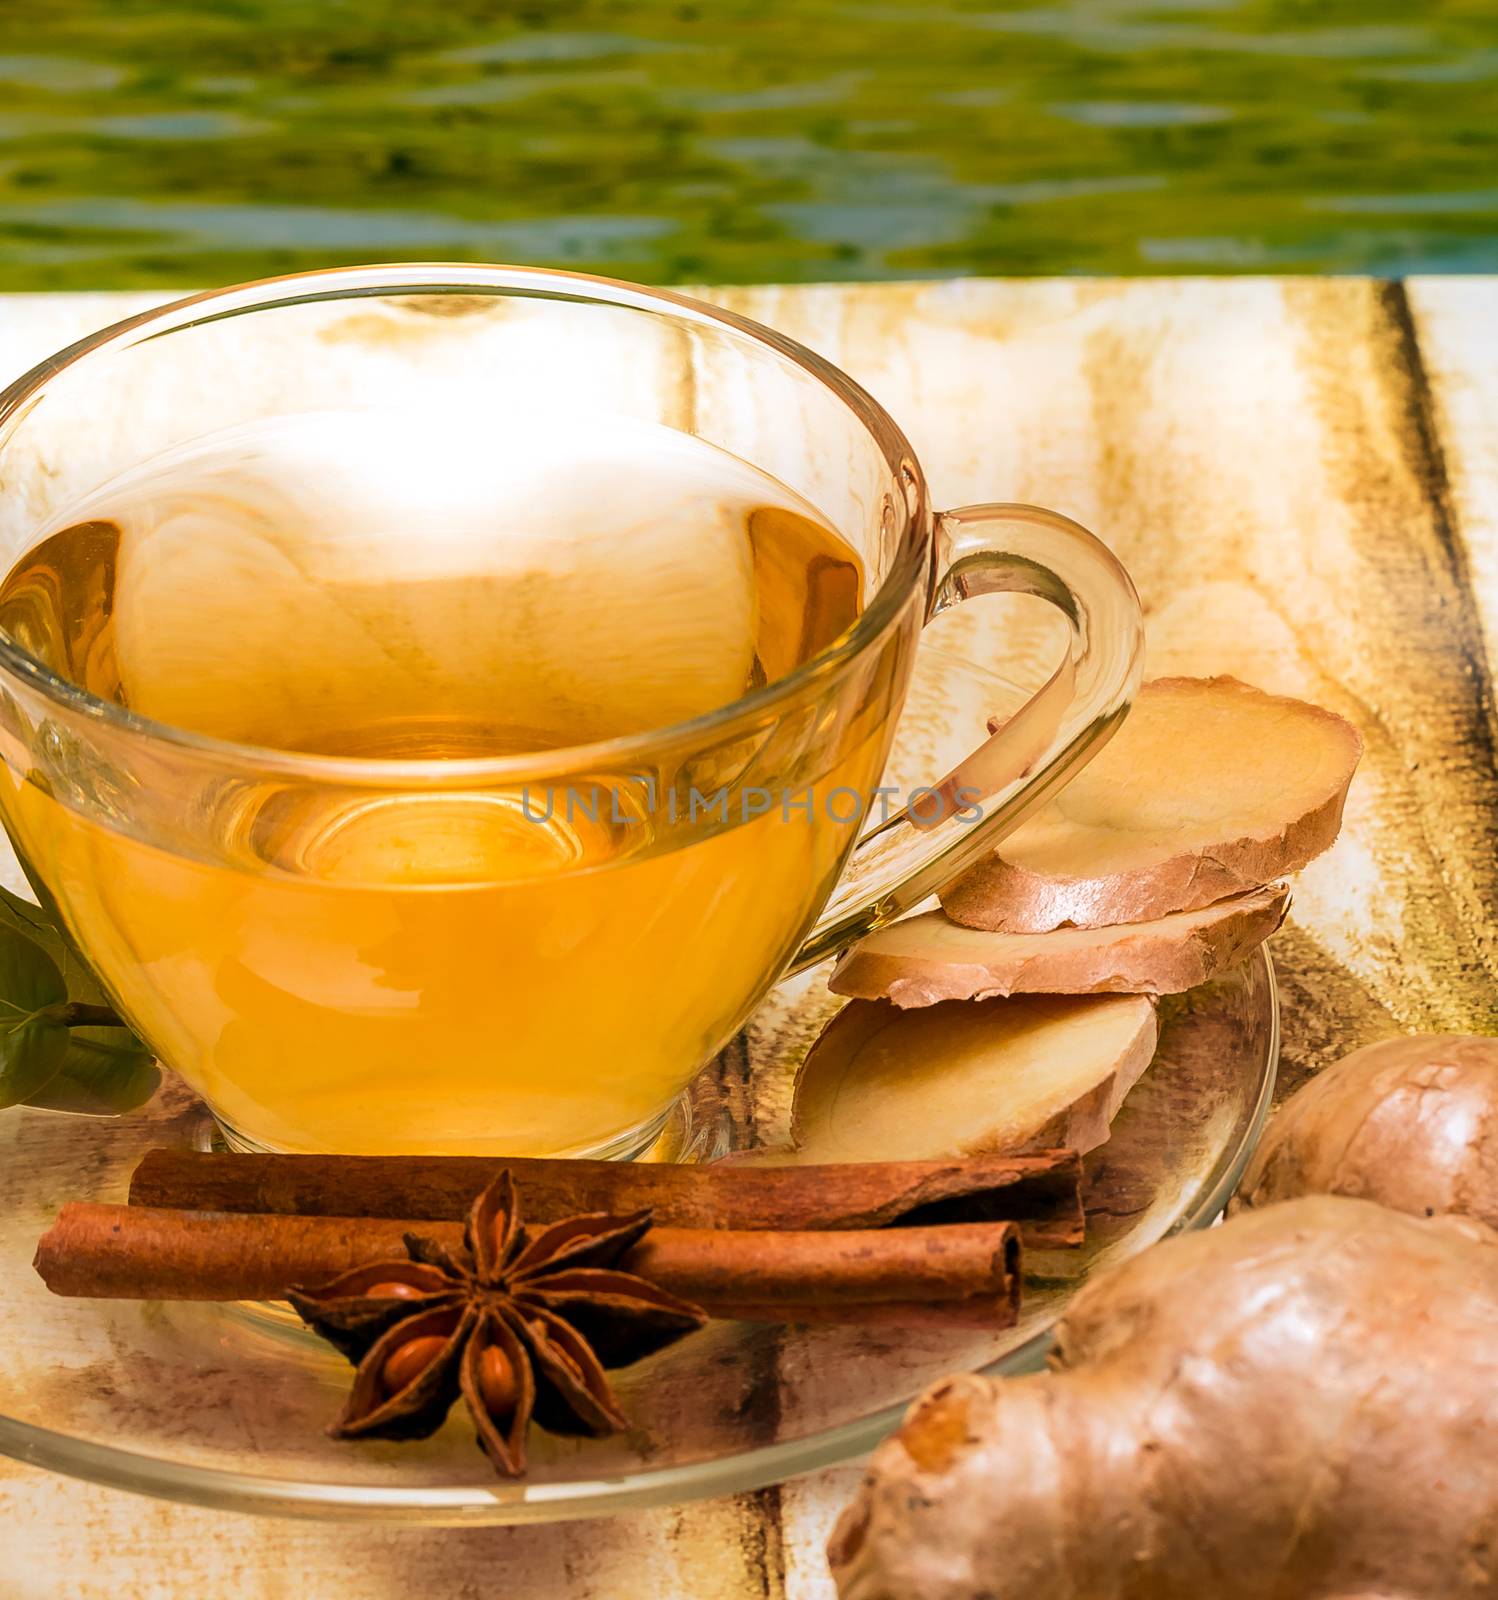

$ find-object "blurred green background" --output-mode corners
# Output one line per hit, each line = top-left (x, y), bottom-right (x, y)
(1, 0), (1494, 289)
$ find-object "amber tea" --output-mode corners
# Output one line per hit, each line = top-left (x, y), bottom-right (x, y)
(0, 410), (883, 1155)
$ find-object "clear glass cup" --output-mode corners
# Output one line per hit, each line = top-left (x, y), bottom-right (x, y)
(0, 265), (1142, 1158)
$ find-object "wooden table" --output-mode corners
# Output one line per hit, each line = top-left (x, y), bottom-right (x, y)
(1, 276), (1495, 1596)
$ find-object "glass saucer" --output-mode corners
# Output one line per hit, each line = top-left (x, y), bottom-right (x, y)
(0, 646), (1278, 1522)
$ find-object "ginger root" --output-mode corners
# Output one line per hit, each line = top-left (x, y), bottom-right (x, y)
(831, 885), (1288, 1005)
(788, 994), (1158, 1161)
(1234, 1033), (1498, 1229)
(830, 1196), (1498, 1599)
(940, 677), (1361, 933)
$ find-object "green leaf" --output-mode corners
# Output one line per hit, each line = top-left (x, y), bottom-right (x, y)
(0, 880), (66, 945)
(0, 881), (160, 1114)
(24, 1028), (159, 1115)
(0, 882), (110, 1006)
(0, 923), (69, 1108)
(13, 851), (68, 938)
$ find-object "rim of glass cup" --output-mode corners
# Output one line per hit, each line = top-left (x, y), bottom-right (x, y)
(0, 262), (932, 788)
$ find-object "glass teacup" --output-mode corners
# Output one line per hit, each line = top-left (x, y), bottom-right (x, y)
(0, 266), (1141, 1157)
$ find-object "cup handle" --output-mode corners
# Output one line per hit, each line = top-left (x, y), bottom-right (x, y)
(789, 502), (1144, 973)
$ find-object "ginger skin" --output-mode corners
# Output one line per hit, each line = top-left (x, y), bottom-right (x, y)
(940, 677), (1362, 934)
(1234, 1033), (1498, 1229)
(831, 885), (1288, 1005)
(830, 1197), (1498, 1600)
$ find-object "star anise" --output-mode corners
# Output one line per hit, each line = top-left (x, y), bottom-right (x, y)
(286, 1172), (707, 1477)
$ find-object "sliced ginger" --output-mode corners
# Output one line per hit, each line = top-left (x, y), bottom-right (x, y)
(831, 884), (1288, 1006)
(940, 676), (1361, 933)
(788, 993), (1158, 1162)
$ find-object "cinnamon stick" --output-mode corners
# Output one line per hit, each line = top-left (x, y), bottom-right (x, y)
(33, 1204), (1021, 1330)
(127, 1149), (1083, 1248)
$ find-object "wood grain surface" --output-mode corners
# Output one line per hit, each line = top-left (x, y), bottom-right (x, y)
(0, 275), (1494, 1597)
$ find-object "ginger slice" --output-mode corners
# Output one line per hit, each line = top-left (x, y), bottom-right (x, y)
(788, 993), (1158, 1162)
(831, 884), (1289, 1006)
(940, 676), (1361, 933)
